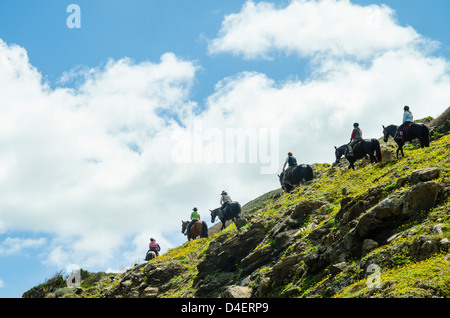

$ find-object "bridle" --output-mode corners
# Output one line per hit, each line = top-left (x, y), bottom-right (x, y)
(383, 126), (390, 141)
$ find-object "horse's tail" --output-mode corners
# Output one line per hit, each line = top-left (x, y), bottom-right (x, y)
(202, 221), (208, 238)
(306, 165), (314, 181)
(423, 125), (430, 147)
(234, 202), (242, 219)
(372, 139), (382, 163)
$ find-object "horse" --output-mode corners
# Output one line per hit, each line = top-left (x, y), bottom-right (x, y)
(382, 124), (430, 158)
(334, 139), (382, 170)
(278, 164), (313, 192)
(181, 220), (209, 241)
(210, 201), (241, 231)
(145, 250), (157, 261)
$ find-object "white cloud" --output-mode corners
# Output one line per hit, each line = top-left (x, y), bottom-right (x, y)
(0, 279), (5, 288)
(208, 0), (435, 60)
(205, 0), (449, 161)
(0, 39), (202, 269)
(0, 237), (46, 255)
(200, 52), (450, 166)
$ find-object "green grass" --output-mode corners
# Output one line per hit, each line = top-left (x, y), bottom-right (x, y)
(334, 253), (450, 298)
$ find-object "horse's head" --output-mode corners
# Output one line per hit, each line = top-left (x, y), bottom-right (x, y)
(382, 125), (389, 143)
(278, 172), (288, 191)
(210, 209), (218, 223)
(383, 125), (397, 142)
(334, 146), (342, 163)
(181, 220), (188, 234)
(278, 173), (284, 185)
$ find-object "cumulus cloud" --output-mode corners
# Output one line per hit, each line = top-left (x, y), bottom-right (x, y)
(206, 0), (449, 158)
(208, 0), (436, 60)
(0, 39), (202, 268)
(0, 237), (46, 255)
(200, 56), (449, 164)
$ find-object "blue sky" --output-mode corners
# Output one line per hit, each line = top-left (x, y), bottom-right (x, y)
(0, 0), (449, 298)
(5, 0), (448, 101)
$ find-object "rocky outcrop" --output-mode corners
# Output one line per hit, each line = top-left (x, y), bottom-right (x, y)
(193, 220), (267, 297)
(358, 181), (444, 237)
(221, 285), (253, 298)
(336, 185), (385, 225)
(341, 180), (446, 259)
(395, 167), (441, 188)
(130, 167), (447, 298)
(243, 168), (448, 297)
(102, 262), (184, 298)
(197, 221), (267, 276)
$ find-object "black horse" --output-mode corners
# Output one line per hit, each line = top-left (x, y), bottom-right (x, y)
(334, 139), (382, 170)
(278, 164), (313, 192)
(210, 201), (241, 231)
(382, 124), (430, 158)
(145, 250), (157, 261)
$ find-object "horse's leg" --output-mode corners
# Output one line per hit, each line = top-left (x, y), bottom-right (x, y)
(347, 157), (354, 169)
(397, 147), (403, 158)
(418, 137), (426, 148)
(397, 140), (405, 158)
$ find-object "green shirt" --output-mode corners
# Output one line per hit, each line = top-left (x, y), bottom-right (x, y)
(191, 210), (200, 221)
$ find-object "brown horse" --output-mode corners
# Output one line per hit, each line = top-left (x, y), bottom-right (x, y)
(181, 220), (209, 241)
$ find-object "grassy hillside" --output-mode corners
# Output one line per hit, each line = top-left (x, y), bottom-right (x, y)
(240, 135), (449, 298)
(24, 112), (450, 298)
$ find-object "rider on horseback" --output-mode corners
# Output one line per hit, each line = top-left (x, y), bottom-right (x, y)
(348, 123), (362, 157)
(281, 152), (297, 185)
(220, 191), (232, 217)
(149, 238), (161, 256)
(186, 207), (200, 237)
(397, 106), (414, 141)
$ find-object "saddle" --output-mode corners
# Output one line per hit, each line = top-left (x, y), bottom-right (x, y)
(400, 123), (413, 132)
(398, 123), (413, 137)
(345, 140), (362, 156)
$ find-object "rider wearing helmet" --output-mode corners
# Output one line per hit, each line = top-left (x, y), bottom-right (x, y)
(397, 106), (414, 141)
(220, 190), (232, 214)
(281, 152), (298, 185)
(348, 123), (362, 157)
(148, 238), (161, 256)
(186, 207), (200, 237)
